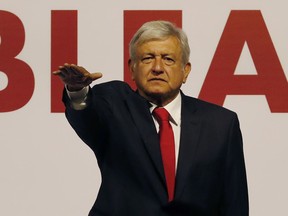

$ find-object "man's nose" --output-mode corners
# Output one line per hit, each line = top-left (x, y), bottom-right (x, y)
(152, 57), (164, 73)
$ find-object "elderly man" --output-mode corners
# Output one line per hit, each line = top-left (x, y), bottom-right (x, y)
(54, 20), (248, 216)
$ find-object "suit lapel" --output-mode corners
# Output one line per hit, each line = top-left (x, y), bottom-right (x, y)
(175, 95), (202, 199)
(124, 92), (166, 183)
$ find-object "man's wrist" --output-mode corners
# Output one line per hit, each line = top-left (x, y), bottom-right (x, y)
(66, 85), (85, 92)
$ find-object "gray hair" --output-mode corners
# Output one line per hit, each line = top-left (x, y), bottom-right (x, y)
(129, 20), (190, 65)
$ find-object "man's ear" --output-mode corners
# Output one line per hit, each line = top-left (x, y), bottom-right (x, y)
(182, 62), (191, 83)
(128, 59), (135, 80)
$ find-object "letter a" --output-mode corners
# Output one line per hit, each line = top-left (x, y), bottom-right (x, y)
(199, 10), (288, 113)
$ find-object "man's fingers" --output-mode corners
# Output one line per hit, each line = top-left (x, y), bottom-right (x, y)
(52, 64), (103, 89)
(69, 64), (103, 80)
(52, 70), (61, 75)
(70, 64), (88, 76)
(52, 69), (67, 79)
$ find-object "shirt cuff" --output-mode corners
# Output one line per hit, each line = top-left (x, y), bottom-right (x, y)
(66, 86), (89, 110)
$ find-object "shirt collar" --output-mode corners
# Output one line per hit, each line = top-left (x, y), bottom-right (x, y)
(149, 93), (182, 126)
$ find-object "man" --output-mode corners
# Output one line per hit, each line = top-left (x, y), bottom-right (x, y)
(53, 20), (249, 215)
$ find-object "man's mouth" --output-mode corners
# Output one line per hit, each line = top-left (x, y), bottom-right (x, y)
(148, 78), (166, 82)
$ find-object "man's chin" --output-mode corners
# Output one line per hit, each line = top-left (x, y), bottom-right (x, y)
(145, 91), (170, 101)
(146, 89), (166, 97)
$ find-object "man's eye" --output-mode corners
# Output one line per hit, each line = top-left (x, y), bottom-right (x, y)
(142, 57), (154, 63)
(163, 57), (175, 65)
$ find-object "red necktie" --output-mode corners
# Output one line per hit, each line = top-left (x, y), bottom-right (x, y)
(153, 107), (175, 202)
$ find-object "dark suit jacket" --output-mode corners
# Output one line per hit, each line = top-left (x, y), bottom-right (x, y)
(63, 81), (249, 216)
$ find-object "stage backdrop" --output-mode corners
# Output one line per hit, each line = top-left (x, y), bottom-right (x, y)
(1, 0), (287, 215)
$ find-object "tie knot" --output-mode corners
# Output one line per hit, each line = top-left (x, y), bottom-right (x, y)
(153, 107), (170, 122)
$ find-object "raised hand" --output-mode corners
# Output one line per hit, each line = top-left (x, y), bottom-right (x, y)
(53, 63), (103, 91)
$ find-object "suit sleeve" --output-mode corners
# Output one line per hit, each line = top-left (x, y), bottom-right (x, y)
(62, 86), (105, 151)
(61, 81), (131, 154)
(220, 114), (249, 216)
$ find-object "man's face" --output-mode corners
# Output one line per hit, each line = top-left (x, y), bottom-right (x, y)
(129, 36), (191, 105)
